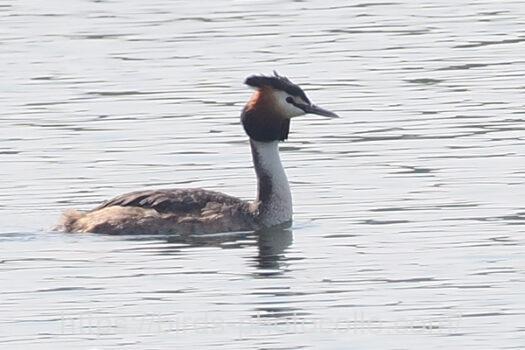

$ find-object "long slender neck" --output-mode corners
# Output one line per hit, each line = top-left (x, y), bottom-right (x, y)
(250, 139), (293, 227)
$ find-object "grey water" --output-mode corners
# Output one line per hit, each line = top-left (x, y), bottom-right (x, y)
(1, 0), (524, 349)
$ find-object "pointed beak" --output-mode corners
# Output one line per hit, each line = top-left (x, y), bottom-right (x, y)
(301, 103), (339, 118)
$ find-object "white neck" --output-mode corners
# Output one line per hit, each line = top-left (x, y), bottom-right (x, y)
(250, 139), (293, 227)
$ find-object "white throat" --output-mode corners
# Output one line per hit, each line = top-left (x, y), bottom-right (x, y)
(250, 139), (293, 227)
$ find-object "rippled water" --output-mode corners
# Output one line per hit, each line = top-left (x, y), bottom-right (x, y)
(1, 0), (524, 349)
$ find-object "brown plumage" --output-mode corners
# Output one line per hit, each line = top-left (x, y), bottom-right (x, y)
(242, 86), (291, 142)
(58, 189), (259, 235)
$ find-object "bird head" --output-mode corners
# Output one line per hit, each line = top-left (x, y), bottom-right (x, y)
(241, 72), (338, 142)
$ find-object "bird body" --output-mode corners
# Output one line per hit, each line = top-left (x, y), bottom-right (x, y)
(57, 73), (337, 234)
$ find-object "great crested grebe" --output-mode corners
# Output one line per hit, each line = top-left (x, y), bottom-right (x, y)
(58, 72), (338, 235)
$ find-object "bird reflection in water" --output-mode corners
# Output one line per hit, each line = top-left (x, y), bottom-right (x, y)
(121, 227), (294, 274)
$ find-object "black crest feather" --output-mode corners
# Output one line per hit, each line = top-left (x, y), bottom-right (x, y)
(244, 71), (310, 104)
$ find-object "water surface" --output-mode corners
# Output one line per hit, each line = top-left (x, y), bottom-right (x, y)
(1, 0), (524, 349)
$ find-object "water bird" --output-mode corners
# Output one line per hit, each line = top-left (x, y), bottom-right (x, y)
(58, 72), (338, 234)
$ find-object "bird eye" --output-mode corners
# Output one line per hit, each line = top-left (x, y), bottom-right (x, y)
(286, 97), (294, 104)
